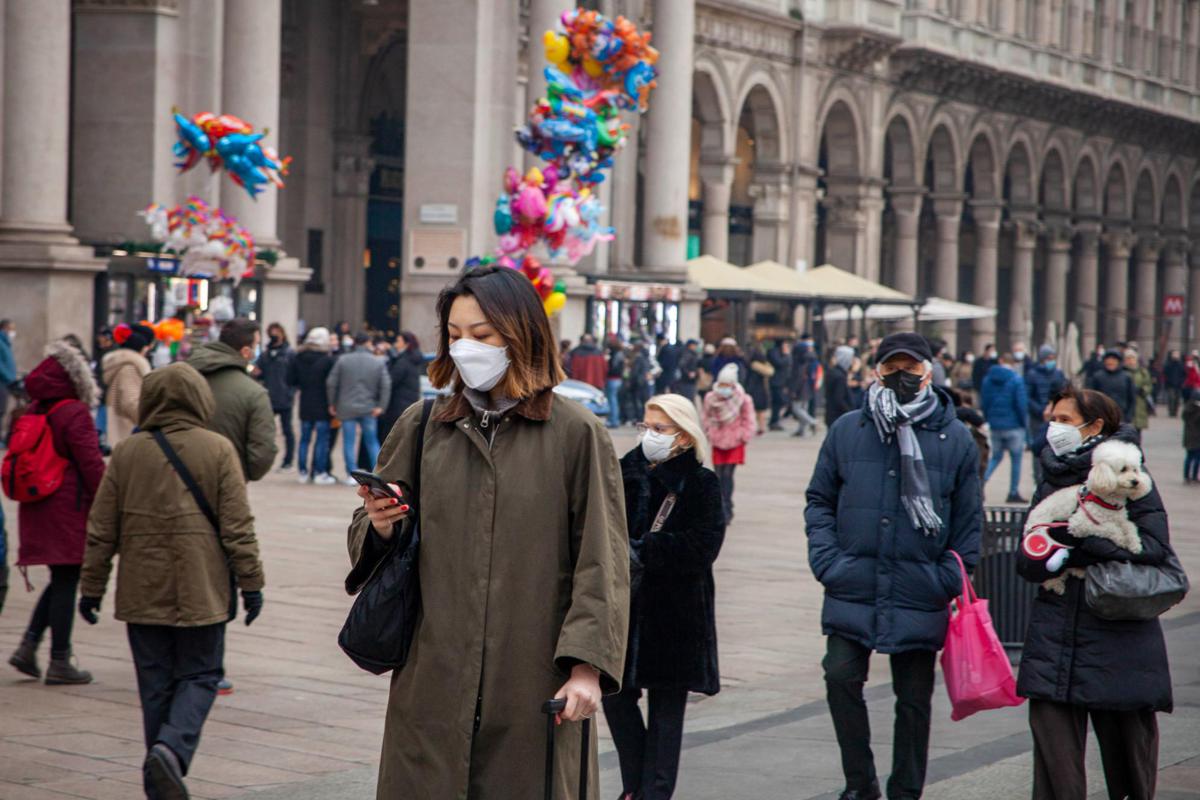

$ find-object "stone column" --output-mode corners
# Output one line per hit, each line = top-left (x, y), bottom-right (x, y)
(221, 0), (283, 247)
(331, 134), (374, 330)
(971, 200), (1003, 352)
(1102, 228), (1134, 345)
(822, 176), (864, 274)
(1074, 222), (1102, 354)
(888, 186), (923, 296)
(1009, 216), (1039, 346)
(1189, 244), (1200, 353)
(790, 164), (820, 272)
(0, 0), (106, 367)
(524, 0), (563, 172)
(1044, 220), (1073, 338)
(1132, 234), (1161, 353)
(750, 161), (791, 266)
(931, 194), (963, 351)
(1162, 238), (1189, 352)
(699, 159), (735, 261)
(640, 0), (694, 278)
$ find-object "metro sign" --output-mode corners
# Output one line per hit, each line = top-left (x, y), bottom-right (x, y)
(1163, 294), (1186, 317)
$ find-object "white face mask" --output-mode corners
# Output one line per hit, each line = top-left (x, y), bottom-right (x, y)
(640, 430), (676, 463)
(715, 386), (734, 398)
(450, 338), (510, 392)
(1046, 420), (1087, 457)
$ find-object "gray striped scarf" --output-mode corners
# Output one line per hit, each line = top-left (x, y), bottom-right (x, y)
(867, 383), (942, 534)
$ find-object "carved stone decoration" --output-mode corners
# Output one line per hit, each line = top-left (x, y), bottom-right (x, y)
(695, 5), (800, 65)
(1102, 230), (1135, 259)
(821, 194), (863, 230)
(821, 28), (902, 72)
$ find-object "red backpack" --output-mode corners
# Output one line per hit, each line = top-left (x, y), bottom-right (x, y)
(2, 400), (73, 503)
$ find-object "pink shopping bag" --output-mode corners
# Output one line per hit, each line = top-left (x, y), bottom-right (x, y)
(940, 550), (1025, 721)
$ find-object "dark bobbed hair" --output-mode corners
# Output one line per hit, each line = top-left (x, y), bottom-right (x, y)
(427, 265), (566, 398)
(1049, 385), (1122, 436)
(219, 318), (260, 351)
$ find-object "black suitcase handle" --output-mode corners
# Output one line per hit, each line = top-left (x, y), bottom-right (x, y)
(542, 698), (590, 800)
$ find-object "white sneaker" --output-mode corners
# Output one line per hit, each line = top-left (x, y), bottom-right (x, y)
(343, 476), (359, 487)
(296, 471), (310, 484)
(314, 473), (338, 486)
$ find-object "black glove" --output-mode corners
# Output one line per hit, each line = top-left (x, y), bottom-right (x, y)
(241, 590), (263, 626)
(79, 596), (101, 625)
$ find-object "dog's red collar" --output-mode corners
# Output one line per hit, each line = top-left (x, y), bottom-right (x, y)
(1078, 486), (1124, 512)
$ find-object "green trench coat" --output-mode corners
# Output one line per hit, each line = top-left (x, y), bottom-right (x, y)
(347, 389), (630, 799)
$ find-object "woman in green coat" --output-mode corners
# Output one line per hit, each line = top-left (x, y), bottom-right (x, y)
(347, 265), (630, 799)
(1125, 350), (1153, 431)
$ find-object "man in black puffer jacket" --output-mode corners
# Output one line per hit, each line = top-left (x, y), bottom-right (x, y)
(805, 332), (981, 800)
(1086, 349), (1136, 422)
(1017, 385), (1172, 800)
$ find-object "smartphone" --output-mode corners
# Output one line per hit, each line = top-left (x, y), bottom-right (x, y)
(350, 470), (404, 502)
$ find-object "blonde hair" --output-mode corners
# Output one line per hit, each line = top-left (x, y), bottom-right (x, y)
(646, 393), (710, 465)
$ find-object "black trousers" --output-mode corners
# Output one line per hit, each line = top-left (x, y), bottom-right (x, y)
(769, 385), (788, 425)
(823, 635), (936, 799)
(713, 464), (736, 523)
(127, 623), (225, 773)
(24, 564), (81, 659)
(602, 685), (689, 800)
(275, 408), (295, 466)
(1029, 699), (1158, 800)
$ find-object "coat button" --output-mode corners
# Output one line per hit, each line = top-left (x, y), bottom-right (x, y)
(881, 518), (890, 526)
(888, 469), (896, 477)
(939, 433), (947, 440)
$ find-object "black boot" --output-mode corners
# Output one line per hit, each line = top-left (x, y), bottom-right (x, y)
(837, 781), (882, 800)
(8, 638), (41, 679)
(145, 742), (189, 800)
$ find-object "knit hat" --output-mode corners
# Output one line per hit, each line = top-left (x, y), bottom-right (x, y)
(304, 326), (332, 351)
(717, 363), (740, 385)
(117, 322), (155, 352)
(1038, 344), (1057, 360)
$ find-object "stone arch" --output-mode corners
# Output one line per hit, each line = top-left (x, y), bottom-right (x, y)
(1004, 139), (1036, 208)
(1072, 151), (1102, 216)
(1133, 167), (1159, 225)
(1104, 159), (1131, 219)
(738, 83), (785, 164)
(882, 105), (920, 186)
(693, 62), (732, 160)
(924, 122), (960, 193)
(817, 94), (865, 178)
(1040, 146), (1070, 212)
(1190, 178), (1200, 231)
(967, 131), (1000, 199)
(1162, 171), (1185, 231)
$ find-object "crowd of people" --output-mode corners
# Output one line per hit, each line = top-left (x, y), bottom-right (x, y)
(0, 297), (1189, 800)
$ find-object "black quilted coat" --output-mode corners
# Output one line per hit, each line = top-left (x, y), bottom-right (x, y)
(620, 447), (726, 695)
(1016, 425), (1174, 712)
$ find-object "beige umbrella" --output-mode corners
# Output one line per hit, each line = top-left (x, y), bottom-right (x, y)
(1059, 322), (1082, 380)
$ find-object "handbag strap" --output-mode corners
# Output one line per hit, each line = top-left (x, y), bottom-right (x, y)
(948, 549), (977, 605)
(649, 493), (677, 534)
(152, 429), (220, 535)
(409, 399), (434, 515)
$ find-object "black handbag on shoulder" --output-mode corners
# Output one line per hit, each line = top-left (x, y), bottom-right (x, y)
(338, 399), (433, 674)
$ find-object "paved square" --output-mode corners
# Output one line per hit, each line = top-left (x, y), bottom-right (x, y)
(2, 418), (1198, 799)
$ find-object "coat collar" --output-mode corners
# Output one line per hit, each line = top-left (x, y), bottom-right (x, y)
(620, 446), (702, 493)
(432, 387), (555, 423)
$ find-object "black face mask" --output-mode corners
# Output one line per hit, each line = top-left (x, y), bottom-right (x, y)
(882, 370), (924, 404)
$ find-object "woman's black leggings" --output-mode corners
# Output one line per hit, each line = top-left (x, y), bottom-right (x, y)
(24, 564), (82, 659)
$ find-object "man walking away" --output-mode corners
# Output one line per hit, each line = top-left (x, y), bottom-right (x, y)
(981, 353), (1029, 503)
(767, 339), (793, 430)
(79, 363), (265, 800)
(674, 339), (701, 401)
(1025, 345), (1067, 485)
(188, 318), (278, 482)
(791, 338), (819, 437)
(605, 339), (626, 428)
(806, 332), (981, 800)
(568, 333), (607, 390)
(971, 343), (998, 405)
(825, 345), (855, 427)
(655, 335), (682, 395)
(0, 320), (16, 446)
(1086, 349), (1137, 423)
(1165, 350), (1186, 417)
(288, 327), (337, 484)
(326, 332), (390, 483)
(255, 323), (295, 470)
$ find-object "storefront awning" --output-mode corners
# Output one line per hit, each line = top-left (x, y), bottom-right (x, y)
(745, 262), (914, 305)
(687, 255), (787, 297)
(821, 296), (997, 322)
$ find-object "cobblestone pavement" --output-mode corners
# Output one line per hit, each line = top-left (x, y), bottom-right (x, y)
(1, 415), (1198, 799)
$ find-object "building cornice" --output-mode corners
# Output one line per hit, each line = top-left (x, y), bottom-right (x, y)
(695, 0), (803, 65)
(72, 0), (179, 15)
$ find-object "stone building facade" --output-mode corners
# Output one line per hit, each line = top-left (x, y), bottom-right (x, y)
(2, 0), (1200, 366)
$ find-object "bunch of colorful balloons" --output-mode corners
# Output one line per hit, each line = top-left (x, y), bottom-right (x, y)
(139, 196), (257, 282)
(172, 109), (292, 199)
(470, 8), (657, 317)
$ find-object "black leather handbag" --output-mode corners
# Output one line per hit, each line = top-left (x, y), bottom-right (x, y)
(1085, 549), (1190, 621)
(338, 399), (433, 674)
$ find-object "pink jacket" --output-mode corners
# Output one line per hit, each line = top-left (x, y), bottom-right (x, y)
(702, 388), (757, 452)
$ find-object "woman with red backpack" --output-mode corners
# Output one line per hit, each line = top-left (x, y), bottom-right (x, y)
(5, 340), (105, 684)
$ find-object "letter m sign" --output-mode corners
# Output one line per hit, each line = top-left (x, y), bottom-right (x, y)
(1163, 294), (1186, 317)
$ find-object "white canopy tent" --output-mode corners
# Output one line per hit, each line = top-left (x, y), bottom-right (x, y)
(820, 296), (997, 323)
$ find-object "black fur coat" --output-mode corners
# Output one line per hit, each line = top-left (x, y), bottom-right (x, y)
(620, 446), (726, 695)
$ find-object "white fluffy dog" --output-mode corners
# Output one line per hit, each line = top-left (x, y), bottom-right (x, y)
(1023, 439), (1153, 594)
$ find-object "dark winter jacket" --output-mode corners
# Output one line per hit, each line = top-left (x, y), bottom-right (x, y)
(16, 343), (106, 567)
(380, 348), (424, 438)
(1016, 427), (1174, 712)
(187, 342), (278, 481)
(971, 356), (996, 395)
(790, 347), (817, 399)
(804, 387), (982, 653)
(675, 348), (700, 389)
(1086, 366), (1137, 423)
(621, 447), (725, 694)
(767, 346), (792, 389)
(287, 347), (334, 422)
(824, 365), (853, 426)
(1183, 398), (1200, 450)
(255, 341), (294, 411)
(1164, 357), (1186, 390)
(1025, 362), (1067, 446)
(980, 364), (1028, 431)
(606, 349), (626, 380)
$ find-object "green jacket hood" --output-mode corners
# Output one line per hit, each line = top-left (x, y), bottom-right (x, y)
(138, 362), (215, 430)
(188, 341), (250, 375)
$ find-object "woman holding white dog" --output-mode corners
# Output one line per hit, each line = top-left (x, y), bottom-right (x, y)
(1017, 385), (1174, 800)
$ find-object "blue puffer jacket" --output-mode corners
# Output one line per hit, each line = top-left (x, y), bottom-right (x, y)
(980, 364), (1028, 431)
(804, 387), (983, 653)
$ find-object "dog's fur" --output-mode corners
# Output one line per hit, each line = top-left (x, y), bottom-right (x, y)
(1023, 439), (1153, 594)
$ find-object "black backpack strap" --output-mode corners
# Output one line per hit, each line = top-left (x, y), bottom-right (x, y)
(152, 429), (220, 534)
